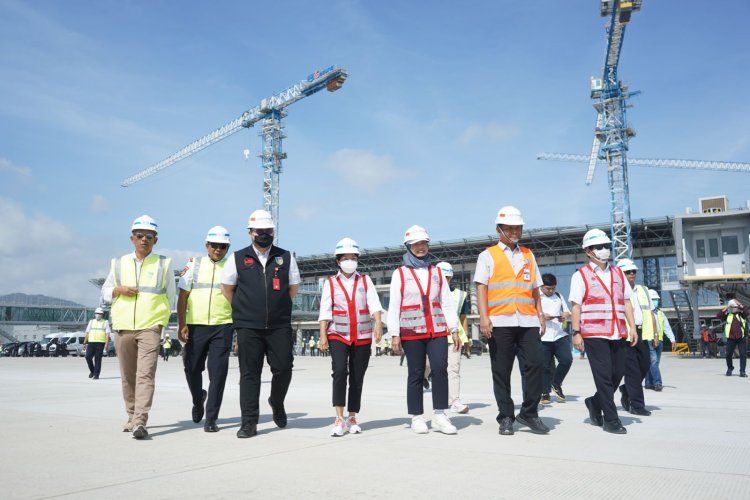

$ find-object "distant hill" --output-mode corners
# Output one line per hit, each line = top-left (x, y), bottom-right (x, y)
(0, 293), (84, 307)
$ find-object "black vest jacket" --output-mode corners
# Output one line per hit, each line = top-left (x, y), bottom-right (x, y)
(232, 244), (292, 329)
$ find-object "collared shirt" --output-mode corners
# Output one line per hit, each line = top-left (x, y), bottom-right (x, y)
(656, 309), (676, 342)
(101, 251), (176, 305)
(569, 261), (633, 340)
(220, 247), (301, 286)
(178, 255), (227, 291)
(540, 291), (570, 342)
(387, 266), (458, 337)
(473, 241), (543, 327)
(317, 271), (383, 322)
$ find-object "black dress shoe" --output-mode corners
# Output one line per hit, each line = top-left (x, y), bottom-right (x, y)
(619, 386), (630, 410)
(498, 417), (514, 435)
(602, 420), (627, 434)
(726, 368), (733, 376)
(93, 375), (99, 380)
(268, 397), (287, 428)
(516, 415), (550, 434)
(654, 384), (663, 391)
(644, 384), (655, 390)
(204, 420), (219, 433)
(741, 372), (748, 378)
(236, 423), (257, 439)
(192, 389), (207, 423)
(88, 372), (94, 379)
(629, 406), (651, 416)
(584, 397), (603, 427)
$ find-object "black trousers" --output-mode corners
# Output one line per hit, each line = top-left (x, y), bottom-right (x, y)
(85, 342), (105, 377)
(183, 324), (233, 421)
(329, 340), (371, 413)
(236, 326), (294, 424)
(488, 326), (543, 421)
(584, 337), (627, 424)
(402, 336), (449, 414)
(620, 330), (650, 410)
(726, 337), (748, 373)
(541, 336), (573, 394)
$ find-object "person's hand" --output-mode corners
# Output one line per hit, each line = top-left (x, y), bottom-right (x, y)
(391, 336), (401, 355)
(653, 338), (660, 348)
(115, 286), (138, 297)
(629, 328), (638, 347)
(539, 319), (546, 336)
(374, 323), (383, 344)
(178, 325), (189, 343)
(480, 317), (492, 339)
(451, 332), (460, 352)
(572, 333), (584, 352)
(319, 336), (329, 352)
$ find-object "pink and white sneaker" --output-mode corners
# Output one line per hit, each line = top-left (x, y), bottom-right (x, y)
(345, 416), (362, 434)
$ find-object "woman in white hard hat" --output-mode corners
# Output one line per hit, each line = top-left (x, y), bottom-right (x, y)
(318, 238), (383, 436)
(388, 225), (460, 435)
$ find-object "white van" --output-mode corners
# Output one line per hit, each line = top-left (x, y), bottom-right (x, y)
(60, 332), (86, 356)
(43, 333), (64, 356)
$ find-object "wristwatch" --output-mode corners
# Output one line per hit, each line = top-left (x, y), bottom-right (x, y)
(572, 330), (581, 335)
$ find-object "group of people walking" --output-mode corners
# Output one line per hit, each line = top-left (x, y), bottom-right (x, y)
(98, 206), (746, 440)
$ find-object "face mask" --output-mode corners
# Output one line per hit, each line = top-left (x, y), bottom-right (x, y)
(593, 248), (610, 261)
(651, 300), (659, 308)
(499, 227), (520, 245)
(339, 259), (358, 274)
(254, 233), (274, 248)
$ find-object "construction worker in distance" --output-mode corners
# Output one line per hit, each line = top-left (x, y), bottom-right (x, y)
(221, 209), (300, 439)
(435, 261), (471, 414)
(177, 226), (234, 433)
(570, 228), (637, 434)
(474, 206), (549, 436)
(318, 237), (383, 437)
(717, 299), (749, 377)
(84, 307), (111, 379)
(538, 273), (572, 405)
(161, 335), (172, 361)
(388, 225), (460, 435)
(616, 258), (655, 416)
(644, 289), (675, 391)
(101, 215), (176, 440)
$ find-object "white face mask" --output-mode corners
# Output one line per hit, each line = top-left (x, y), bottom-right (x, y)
(339, 259), (358, 274)
(593, 248), (611, 261)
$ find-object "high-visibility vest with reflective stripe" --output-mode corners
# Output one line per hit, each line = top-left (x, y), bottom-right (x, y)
(654, 309), (666, 340)
(186, 256), (232, 325)
(631, 284), (656, 339)
(487, 245), (537, 317)
(87, 319), (108, 343)
(578, 265), (628, 338)
(326, 273), (373, 345)
(397, 266), (448, 340)
(450, 288), (469, 345)
(163, 338), (172, 349)
(111, 254), (171, 331)
(725, 313), (747, 338)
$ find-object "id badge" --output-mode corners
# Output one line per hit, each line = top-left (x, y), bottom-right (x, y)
(272, 276), (281, 291)
(523, 268), (531, 282)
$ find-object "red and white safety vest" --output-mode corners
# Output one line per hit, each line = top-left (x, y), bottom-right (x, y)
(397, 266), (448, 340)
(578, 265), (628, 339)
(326, 274), (374, 346)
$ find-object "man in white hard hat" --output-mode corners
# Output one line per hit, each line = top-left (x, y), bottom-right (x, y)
(83, 307), (111, 379)
(474, 206), (549, 435)
(717, 299), (749, 377)
(101, 215), (176, 440)
(177, 226), (234, 433)
(221, 210), (301, 438)
(616, 258), (655, 416)
(644, 289), (675, 391)
(570, 228), (637, 434)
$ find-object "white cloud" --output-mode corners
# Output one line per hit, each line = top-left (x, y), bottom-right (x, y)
(459, 122), (521, 145)
(292, 204), (319, 221)
(325, 149), (407, 192)
(90, 194), (109, 214)
(0, 158), (31, 178)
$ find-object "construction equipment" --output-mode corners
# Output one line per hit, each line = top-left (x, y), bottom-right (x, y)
(536, 153), (750, 174)
(121, 65), (349, 238)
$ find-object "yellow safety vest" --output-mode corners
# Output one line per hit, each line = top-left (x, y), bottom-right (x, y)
(186, 256), (232, 325)
(630, 285), (655, 340)
(87, 319), (109, 343)
(449, 288), (470, 345)
(111, 254), (171, 331)
(725, 313), (747, 338)
(163, 338), (172, 349)
(654, 309), (666, 341)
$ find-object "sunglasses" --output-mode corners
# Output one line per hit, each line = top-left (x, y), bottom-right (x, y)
(255, 228), (274, 236)
(133, 232), (155, 241)
(589, 244), (609, 250)
(624, 270), (637, 275)
(208, 243), (229, 250)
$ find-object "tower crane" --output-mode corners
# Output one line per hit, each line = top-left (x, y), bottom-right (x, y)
(537, 153), (750, 173)
(121, 65), (349, 238)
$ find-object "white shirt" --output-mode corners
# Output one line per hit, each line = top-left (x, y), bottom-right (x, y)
(101, 252), (176, 306)
(317, 272), (383, 322)
(569, 261), (633, 340)
(387, 266), (458, 337)
(540, 291), (570, 342)
(220, 247), (301, 286)
(473, 241), (543, 327)
(178, 255), (227, 291)
(629, 284), (653, 327)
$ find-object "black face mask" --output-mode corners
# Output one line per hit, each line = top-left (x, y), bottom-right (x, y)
(254, 234), (274, 248)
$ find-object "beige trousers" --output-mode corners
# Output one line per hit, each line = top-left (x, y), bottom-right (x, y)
(115, 326), (161, 426)
(424, 345), (462, 405)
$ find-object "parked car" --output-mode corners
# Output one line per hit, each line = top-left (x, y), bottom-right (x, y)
(470, 339), (488, 356)
(60, 333), (86, 356)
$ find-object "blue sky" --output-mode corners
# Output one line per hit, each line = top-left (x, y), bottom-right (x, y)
(1, 0), (749, 306)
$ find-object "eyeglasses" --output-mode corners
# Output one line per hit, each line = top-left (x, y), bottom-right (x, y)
(208, 243), (229, 250)
(624, 270), (637, 275)
(589, 244), (608, 250)
(254, 228), (274, 236)
(133, 232), (155, 241)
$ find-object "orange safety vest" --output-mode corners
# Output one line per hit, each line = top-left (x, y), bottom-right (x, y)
(487, 245), (538, 317)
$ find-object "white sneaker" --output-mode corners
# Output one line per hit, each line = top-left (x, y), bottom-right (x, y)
(345, 416), (362, 434)
(330, 417), (346, 437)
(432, 413), (457, 435)
(411, 415), (429, 434)
(450, 400), (469, 414)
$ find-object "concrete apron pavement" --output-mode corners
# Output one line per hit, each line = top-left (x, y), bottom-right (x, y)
(0, 352), (748, 499)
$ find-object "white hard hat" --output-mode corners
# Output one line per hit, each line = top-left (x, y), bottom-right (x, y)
(581, 228), (611, 248)
(206, 225), (231, 244)
(246, 209), (275, 229)
(404, 225), (430, 245)
(131, 215), (158, 233)
(728, 299), (741, 307)
(495, 206), (524, 226)
(334, 237), (360, 255)
(436, 261), (453, 277)
(648, 289), (660, 301)
(94, 307), (104, 314)
(617, 258), (638, 272)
